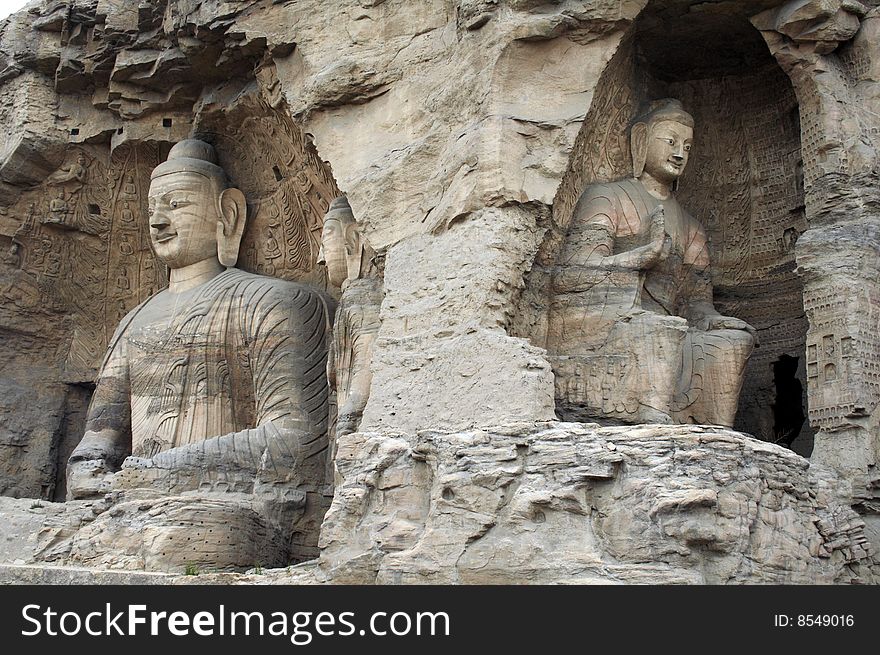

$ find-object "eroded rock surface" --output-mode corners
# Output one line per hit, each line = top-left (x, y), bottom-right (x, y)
(3, 422), (874, 582)
(320, 423), (877, 584)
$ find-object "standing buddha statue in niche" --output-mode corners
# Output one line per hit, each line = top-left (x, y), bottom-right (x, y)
(318, 196), (382, 440)
(549, 99), (756, 426)
(66, 140), (333, 554)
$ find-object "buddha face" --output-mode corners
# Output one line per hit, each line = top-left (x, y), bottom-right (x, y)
(643, 120), (693, 184)
(148, 172), (220, 269)
(318, 218), (349, 287)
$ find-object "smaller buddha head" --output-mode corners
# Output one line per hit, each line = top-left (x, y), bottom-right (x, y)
(630, 99), (694, 186)
(317, 196), (372, 288)
(148, 139), (246, 269)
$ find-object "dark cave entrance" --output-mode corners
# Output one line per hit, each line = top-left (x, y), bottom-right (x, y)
(772, 354), (808, 451)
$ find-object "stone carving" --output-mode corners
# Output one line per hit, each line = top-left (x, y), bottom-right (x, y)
(319, 196), (382, 440)
(0, 140), (169, 499)
(65, 139), (333, 565)
(197, 96), (340, 291)
(549, 99), (756, 426)
(659, 63), (809, 448)
(2, 242), (21, 268)
(0, 0), (878, 583)
(752, 0), (880, 495)
(521, 9), (817, 452)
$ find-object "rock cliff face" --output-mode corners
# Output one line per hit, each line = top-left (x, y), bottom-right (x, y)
(1, 0), (879, 582)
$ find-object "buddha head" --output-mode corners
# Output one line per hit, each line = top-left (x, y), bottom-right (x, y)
(148, 139), (246, 269)
(317, 196), (373, 288)
(630, 99), (694, 186)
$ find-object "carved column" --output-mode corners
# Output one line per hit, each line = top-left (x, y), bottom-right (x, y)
(754, 2), (880, 503)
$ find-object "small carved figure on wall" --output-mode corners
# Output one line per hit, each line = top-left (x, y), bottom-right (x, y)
(114, 266), (129, 291)
(45, 189), (70, 227)
(122, 173), (137, 196)
(46, 152), (87, 190)
(118, 233), (134, 256)
(121, 201), (135, 225)
(319, 196), (382, 439)
(45, 251), (62, 278)
(3, 242), (21, 269)
(266, 227), (282, 259)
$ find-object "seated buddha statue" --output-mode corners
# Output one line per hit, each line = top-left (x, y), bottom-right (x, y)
(65, 139), (333, 566)
(548, 99), (755, 427)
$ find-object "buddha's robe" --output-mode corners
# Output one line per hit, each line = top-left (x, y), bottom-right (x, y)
(71, 268), (332, 491)
(550, 178), (753, 426)
(327, 276), (382, 437)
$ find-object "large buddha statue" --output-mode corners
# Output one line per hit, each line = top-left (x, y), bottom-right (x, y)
(65, 139), (333, 565)
(548, 99), (755, 427)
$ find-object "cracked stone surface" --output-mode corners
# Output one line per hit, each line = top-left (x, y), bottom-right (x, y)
(0, 0), (879, 583)
(318, 423), (877, 584)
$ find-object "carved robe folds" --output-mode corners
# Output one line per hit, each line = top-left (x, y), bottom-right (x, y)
(549, 179), (754, 426)
(71, 268), (332, 565)
(328, 277), (382, 438)
(81, 268), (331, 485)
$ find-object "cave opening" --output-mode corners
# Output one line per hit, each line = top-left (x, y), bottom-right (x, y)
(772, 354), (809, 453)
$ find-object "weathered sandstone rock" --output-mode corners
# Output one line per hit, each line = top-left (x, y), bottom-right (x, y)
(320, 423), (877, 584)
(0, 0), (878, 583)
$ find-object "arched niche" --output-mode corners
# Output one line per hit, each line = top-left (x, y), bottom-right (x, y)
(0, 71), (343, 501)
(519, 3), (813, 454)
(194, 91), (341, 295)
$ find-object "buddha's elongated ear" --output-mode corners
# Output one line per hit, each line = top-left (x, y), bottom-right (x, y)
(344, 221), (363, 282)
(216, 187), (247, 268)
(630, 121), (648, 178)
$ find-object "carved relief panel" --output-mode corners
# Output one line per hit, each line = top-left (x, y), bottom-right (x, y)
(197, 97), (340, 292)
(804, 284), (880, 431)
(3, 143), (165, 381)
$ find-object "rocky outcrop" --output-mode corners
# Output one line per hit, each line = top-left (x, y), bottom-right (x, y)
(320, 423), (877, 584)
(2, 423), (874, 583)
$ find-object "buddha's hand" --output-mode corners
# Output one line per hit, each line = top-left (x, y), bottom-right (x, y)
(66, 457), (114, 500)
(698, 314), (758, 339)
(645, 204), (672, 266)
(649, 204), (666, 241)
